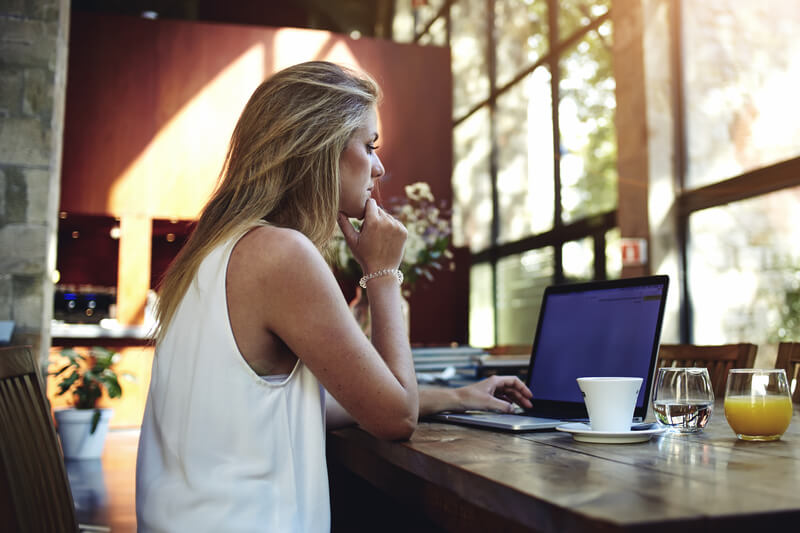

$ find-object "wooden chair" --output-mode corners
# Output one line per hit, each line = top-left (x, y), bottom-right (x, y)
(657, 343), (757, 398)
(0, 345), (79, 532)
(775, 342), (800, 403)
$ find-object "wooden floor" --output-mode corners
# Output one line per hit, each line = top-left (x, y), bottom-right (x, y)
(69, 429), (139, 532)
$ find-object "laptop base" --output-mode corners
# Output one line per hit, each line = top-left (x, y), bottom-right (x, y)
(429, 412), (568, 432)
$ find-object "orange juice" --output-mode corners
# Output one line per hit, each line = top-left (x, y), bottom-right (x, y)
(724, 395), (793, 438)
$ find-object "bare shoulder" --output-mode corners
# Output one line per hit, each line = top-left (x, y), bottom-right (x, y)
(235, 224), (316, 255)
(229, 225), (328, 283)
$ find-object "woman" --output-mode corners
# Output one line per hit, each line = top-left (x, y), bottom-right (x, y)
(136, 61), (531, 532)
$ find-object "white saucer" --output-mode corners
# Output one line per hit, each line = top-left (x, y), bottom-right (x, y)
(555, 422), (666, 444)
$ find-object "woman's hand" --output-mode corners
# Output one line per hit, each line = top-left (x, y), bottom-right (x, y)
(454, 375), (533, 413)
(338, 198), (406, 274)
(418, 375), (533, 417)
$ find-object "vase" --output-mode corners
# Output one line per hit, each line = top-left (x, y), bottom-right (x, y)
(54, 407), (113, 459)
(348, 286), (410, 340)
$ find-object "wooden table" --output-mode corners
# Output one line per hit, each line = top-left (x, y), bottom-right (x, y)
(327, 404), (800, 532)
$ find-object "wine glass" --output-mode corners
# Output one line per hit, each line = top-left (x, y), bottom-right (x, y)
(724, 369), (792, 441)
(652, 367), (714, 433)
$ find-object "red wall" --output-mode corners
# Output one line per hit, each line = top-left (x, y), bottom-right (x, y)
(60, 12), (466, 344)
(56, 214), (118, 287)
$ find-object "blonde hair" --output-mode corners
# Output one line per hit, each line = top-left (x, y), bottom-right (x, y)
(154, 61), (381, 339)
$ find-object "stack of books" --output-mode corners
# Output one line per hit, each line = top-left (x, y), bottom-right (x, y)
(412, 346), (487, 381)
(476, 353), (530, 380)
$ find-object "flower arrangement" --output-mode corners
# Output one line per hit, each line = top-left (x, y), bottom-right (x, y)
(336, 181), (454, 294)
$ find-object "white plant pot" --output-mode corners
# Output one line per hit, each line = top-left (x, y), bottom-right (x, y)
(54, 408), (113, 460)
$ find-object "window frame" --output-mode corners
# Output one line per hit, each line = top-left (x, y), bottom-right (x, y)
(669, 0), (800, 342)
(414, 0), (617, 345)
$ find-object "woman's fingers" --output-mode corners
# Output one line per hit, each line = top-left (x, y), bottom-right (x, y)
(337, 213), (359, 247)
(363, 197), (379, 222)
(486, 376), (533, 408)
(498, 389), (532, 409)
(354, 199), (407, 273)
(486, 396), (514, 413)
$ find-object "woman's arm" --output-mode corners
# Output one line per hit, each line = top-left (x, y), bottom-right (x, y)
(326, 390), (356, 430)
(230, 201), (417, 441)
(326, 375), (533, 429)
(266, 239), (416, 439)
(337, 200), (417, 422)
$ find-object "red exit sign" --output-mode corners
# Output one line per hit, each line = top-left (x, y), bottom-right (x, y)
(621, 238), (648, 267)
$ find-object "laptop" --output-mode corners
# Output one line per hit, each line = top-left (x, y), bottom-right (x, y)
(431, 275), (669, 431)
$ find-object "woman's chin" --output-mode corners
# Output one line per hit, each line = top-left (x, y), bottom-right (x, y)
(340, 207), (366, 220)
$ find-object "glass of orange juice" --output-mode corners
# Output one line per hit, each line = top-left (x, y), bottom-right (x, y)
(724, 369), (793, 441)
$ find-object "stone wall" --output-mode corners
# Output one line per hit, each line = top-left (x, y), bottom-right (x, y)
(0, 0), (69, 367)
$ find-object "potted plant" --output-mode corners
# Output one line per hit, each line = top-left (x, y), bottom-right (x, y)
(51, 346), (123, 459)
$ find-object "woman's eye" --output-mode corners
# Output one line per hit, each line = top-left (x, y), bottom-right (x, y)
(366, 143), (379, 153)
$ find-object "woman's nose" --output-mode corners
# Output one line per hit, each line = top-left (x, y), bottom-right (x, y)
(372, 154), (385, 178)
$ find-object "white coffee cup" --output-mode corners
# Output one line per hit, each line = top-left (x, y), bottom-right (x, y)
(576, 377), (643, 432)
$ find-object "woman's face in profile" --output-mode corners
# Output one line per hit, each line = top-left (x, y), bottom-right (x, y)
(339, 107), (384, 219)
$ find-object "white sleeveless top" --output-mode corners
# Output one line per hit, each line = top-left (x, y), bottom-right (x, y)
(136, 234), (329, 532)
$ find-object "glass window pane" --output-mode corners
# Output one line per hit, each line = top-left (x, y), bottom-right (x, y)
(558, 0), (610, 41)
(497, 67), (554, 243)
(414, 0), (447, 36)
(559, 19), (617, 223)
(451, 0), (489, 118)
(683, 0), (800, 188)
(605, 227), (621, 279)
(496, 247), (554, 345)
(392, 0), (415, 42)
(418, 16), (447, 46)
(494, 0), (548, 88)
(452, 106), (492, 252)
(562, 237), (593, 282)
(688, 186), (800, 345)
(469, 263), (495, 347)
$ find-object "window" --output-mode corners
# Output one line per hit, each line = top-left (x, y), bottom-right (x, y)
(682, 0), (800, 189)
(496, 248), (554, 345)
(496, 68), (554, 243)
(450, 0), (490, 118)
(559, 19), (615, 223)
(494, 0), (547, 88)
(672, 0), (800, 347)
(411, 0), (617, 346)
(688, 187), (800, 345)
(452, 106), (492, 252)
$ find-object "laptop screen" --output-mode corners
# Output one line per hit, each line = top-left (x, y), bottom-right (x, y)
(524, 276), (669, 420)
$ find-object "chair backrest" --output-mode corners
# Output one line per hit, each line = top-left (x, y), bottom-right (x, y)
(657, 343), (757, 398)
(0, 345), (79, 532)
(775, 342), (800, 403)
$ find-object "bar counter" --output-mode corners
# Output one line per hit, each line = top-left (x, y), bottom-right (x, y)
(51, 321), (153, 347)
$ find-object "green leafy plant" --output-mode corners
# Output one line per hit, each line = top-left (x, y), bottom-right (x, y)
(51, 346), (123, 433)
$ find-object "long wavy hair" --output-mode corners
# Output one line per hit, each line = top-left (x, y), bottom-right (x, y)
(154, 61), (381, 339)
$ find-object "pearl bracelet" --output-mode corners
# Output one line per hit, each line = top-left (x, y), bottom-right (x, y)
(359, 268), (404, 288)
